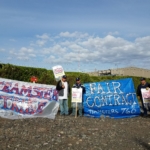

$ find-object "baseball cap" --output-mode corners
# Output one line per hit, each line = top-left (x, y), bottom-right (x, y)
(140, 77), (146, 81)
(76, 77), (80, 81)
(62, 75), (67, 79)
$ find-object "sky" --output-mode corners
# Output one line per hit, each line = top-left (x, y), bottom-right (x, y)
(0, 0), (150, 72)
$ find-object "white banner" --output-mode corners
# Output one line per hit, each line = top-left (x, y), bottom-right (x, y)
(72, 88), (82, 103)
(0, 78), (59, 119)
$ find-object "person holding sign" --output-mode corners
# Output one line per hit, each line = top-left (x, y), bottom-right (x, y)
(137, 77), (150, 117)
(56, 75), (70, 116)
(71, 77), (85, 117)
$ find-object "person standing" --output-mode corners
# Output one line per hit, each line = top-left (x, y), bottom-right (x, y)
(56, 75), (70, 116)
(137, 77), (150, 117)
(71, 77), (85, 117)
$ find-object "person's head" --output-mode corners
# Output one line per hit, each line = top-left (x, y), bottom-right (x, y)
(62, 75), (67, 82)
(140, 77), (146, 85)
(76, 77), (80, 84)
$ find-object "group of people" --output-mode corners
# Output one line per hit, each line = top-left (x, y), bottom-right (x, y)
(56, 75), (85, 117)
(56, 75), (150, 117)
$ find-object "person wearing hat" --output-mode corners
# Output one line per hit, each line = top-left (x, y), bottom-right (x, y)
(137, 77), (150, 117)
(56, 75), (70, 116)
(71, 77), (85, 117)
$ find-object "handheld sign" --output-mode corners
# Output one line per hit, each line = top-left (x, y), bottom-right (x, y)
(72, 88), (82, 103)
(141, 88), (150, 103)
(72, 88), (83, 118)
(52, 65), (65, 81)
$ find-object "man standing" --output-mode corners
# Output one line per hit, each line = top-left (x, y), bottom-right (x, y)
(137, 77), (150, 117)
(71, 77), (85, 117)
(56, 75), (70, 116)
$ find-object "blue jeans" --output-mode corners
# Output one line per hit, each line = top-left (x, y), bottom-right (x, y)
(72, 102), (83, 116)
(141, 100), (147, 115)
(59, 99), (68, 115)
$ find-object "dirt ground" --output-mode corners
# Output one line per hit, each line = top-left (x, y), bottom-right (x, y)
(0, 113), (150, 150)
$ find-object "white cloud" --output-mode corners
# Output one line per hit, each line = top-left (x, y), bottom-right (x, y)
(45, 55), (62, 64)
(0, 48), (5, 52)
(41, 32), (150, 68)
(36, 33), (50, 40)
(29, 54), (36, 57)
(20, 47), (34, 53)
(9, 47), (36, 60)
(36, 40), (47, 47)
(59, 31), (89, 39)
(135, 36), (150, 48)
(35, 33), (51, 47)
(42, 45), (67, 54)
(17, 56), (29, 60)
(4, 32), (150, 70)
(68, 44), (84, 52)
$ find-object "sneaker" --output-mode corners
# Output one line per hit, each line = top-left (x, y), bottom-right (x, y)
(65, 114), (69, 116)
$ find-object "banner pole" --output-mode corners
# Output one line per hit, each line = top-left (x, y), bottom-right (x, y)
(75, 102), (77, 118)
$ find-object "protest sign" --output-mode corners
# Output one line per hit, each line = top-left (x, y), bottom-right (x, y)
(0, 78), (59, 119)
(141, 88), (150, 103)
(52, 65), (65, 81)
(72, 88), (82, 103)
(83, 78), (140, 119)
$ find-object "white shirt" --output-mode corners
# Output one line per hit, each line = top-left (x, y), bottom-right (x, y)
(59, 82), (68, 99)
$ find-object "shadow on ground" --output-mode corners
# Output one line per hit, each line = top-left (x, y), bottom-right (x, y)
(134, 138), (150, 150)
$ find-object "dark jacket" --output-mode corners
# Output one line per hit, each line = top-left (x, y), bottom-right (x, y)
(137, 82), (150, 100)
(72, 83), (85, 94)
(56, 80), (70, 96)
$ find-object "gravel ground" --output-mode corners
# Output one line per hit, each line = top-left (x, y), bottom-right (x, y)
(0, 113), (150, 150)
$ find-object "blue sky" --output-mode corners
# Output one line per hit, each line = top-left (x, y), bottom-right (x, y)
(0, 0), (150, 72)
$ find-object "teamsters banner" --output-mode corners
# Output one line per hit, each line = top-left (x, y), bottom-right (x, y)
(0, 78), (59, 119)
(83, 78), (140, 118)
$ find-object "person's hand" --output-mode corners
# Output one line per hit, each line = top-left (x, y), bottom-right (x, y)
(146, 87), (149, 90)
(62, 84), (65, 88)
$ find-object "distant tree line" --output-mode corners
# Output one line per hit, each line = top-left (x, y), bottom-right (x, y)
(0, 63), (148, 92)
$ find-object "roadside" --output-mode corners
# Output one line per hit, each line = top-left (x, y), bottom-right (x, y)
(0, 113), (150, 150)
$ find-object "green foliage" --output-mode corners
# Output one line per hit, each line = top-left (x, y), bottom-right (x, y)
(0, 64), (148, 89)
